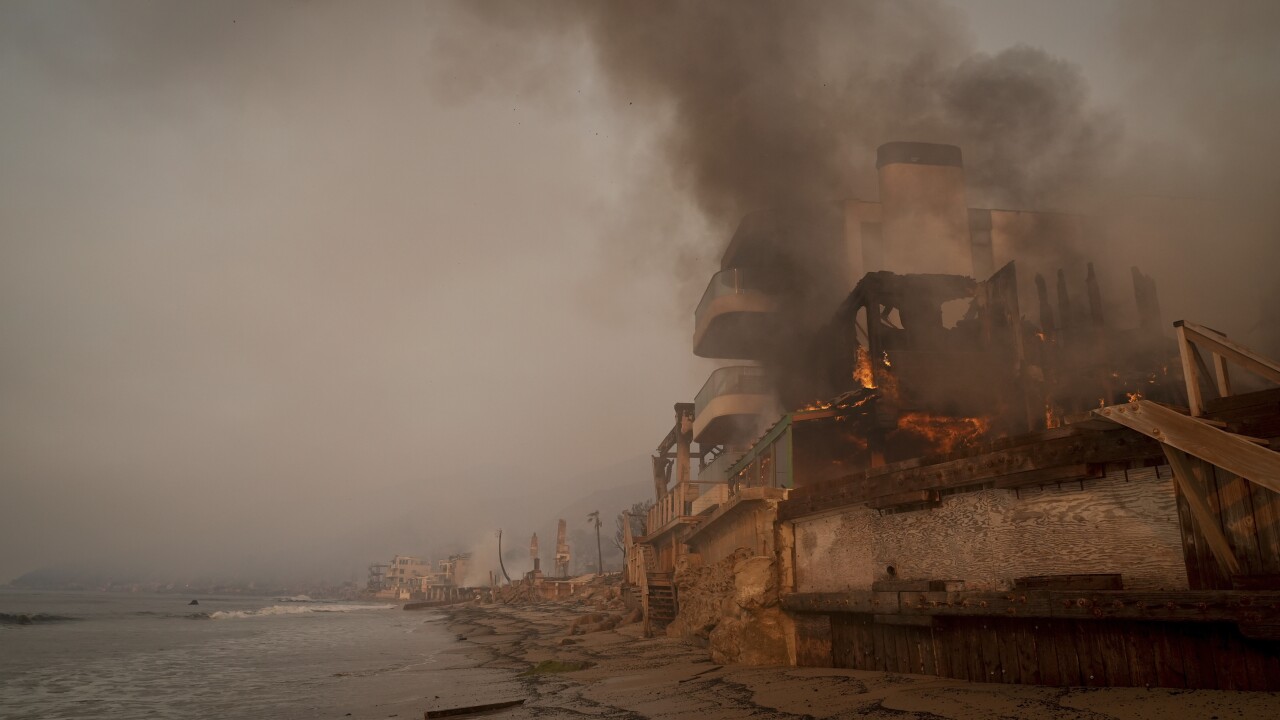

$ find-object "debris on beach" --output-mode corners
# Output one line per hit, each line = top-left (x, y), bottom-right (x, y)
(423, 698), (524, 718)
(518, 660), (594, 676)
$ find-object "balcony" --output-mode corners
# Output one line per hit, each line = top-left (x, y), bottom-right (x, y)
(692, 365), (777, 445)
(693, 269), (777, 359)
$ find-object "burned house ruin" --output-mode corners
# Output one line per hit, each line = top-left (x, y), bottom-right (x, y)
(623, 141), (1280, 689)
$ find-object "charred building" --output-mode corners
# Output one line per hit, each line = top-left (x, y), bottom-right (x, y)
(625, 141), (1280, 690)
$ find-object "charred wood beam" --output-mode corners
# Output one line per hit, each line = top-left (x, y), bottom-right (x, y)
(1086, 263), (1104, 328)
(1035, 273), (1056, 335)
(782, 590), (1280, 625)
(654, 402), (696, 454)
(1095, 400), (1280, 493)
(1056, 268), (1072, 331)
(780, 428), (1162, 522)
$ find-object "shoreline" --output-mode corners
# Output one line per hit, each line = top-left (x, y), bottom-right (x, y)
(436, 602), (1280, 719)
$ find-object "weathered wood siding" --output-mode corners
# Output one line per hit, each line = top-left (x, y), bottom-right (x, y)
(795, 468), (1187, 592)
(828, 613), (1280, 690)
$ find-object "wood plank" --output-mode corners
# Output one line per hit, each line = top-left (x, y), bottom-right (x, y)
(931, 622), (951, 679)
(1095, 400), (1280, 494)
(992, 463), (1105, 490)
(1048, 590), (1280, 623)
(794, 589), (1280, 625)
(947, 619), (971, 681)
(1074, 621), (1107, 687)
(890, 622), (911, 671)
(979, 619), (1004, 683)
(1177, 321), (1280, 387)
(1125, 623), (1159, 688)
(830, 617), (849, 667)
(967, 621), (988, 683)
(782, 428), (1164, 521)
(781, 591), (887, 613)
(919, 626), (938, 676)
(1232, 574), (1280, 590)
(873, 614), (933, 627)
(1213, 352), (1233, 398)
(1052, 620), (1083, 686)
(1253, 633), (1280, 689)
(1178, 624), (1213, 689)
(1164, 446), (1243, 577)
(901, 622), (921, 671)
(997, 619), (1023, 684)
(1014, 574), (1123, 591)
(1216, 625), (1249, 691)
(899, 590), (1053, 618)
(1240, 634), (1272, 690)
(1033, 620), (1062, 686)
(867, 489), (939, 510)
(1150, 625), (1187, 688)
(1248, 483), (1280, 574)
(1213, 466), (1263, 574)
(1096, 621), (1132, 687)
(1173, 483), (1211, 589)
(1204, 386), (1280, 417)
(872, 579), (965, 592)
(1012, 620), (1041, 686)
(838, 615), (861, 669)
(871, 620), (889, 672)
(1177, 324), (1206, 417)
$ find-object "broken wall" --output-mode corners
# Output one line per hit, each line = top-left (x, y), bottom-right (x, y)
(794, 467), (1187, 592)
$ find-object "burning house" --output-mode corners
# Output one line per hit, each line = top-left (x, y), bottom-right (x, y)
(624, 141), (1280, 689)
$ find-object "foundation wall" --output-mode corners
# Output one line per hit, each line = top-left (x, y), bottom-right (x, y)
(687, 505), (776, 565)
(825, 613), (1280, 690)
(794, 467), (1188, 593)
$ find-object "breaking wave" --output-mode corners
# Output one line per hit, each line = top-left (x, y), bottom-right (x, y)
(0, 612), (78, 626)
(208, 603), (395, 620)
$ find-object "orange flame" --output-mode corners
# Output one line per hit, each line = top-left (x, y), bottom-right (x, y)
(853, 347), (876, 389)
(1045, 403), (1060, 429)
(896, 412), (991, 454)
(1127, 391), (1144, 402)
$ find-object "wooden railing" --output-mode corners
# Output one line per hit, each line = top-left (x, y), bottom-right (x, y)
(646, 483), (693, 534)
(1175, 320), (1280, 417)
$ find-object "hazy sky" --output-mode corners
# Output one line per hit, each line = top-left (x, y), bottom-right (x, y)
(2, 1), (1276, 584)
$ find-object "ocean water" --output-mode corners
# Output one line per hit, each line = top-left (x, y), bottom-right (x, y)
(0, 589), (502, 720)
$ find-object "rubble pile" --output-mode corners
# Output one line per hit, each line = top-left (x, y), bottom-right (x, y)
(666, 548), (790, 664)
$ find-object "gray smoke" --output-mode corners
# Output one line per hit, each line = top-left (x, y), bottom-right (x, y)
(431, 0), (1278, 348)
(433, 1), (1115, 224)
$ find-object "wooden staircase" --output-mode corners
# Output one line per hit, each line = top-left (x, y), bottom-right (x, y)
(1093, 320), (1280, 592)
(646, 573), (677, 627)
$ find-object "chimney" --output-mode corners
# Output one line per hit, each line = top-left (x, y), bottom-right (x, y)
(876, 142), (971, 275)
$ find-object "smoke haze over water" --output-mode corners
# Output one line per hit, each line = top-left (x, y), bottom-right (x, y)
(2, 1), (1277, 586)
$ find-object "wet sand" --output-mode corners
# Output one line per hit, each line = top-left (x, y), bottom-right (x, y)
(430, 602), (1280, 719)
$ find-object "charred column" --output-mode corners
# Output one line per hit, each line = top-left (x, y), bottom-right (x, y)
(554, 519), (570, 578)
(674, 402), (693, 514)
(969, 209), (994, 280)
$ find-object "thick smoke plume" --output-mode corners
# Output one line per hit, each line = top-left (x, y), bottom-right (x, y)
(436, 1), (1114, 225)
(433, 0), (1278, 349)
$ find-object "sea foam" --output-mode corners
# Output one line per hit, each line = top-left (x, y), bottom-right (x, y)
(208, 603), (395, 620)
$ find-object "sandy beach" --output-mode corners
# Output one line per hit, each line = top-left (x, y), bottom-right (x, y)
(429, 602), (1280, 720)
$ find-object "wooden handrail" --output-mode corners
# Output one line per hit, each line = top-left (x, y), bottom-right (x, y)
(1175, 320), (1280, 417)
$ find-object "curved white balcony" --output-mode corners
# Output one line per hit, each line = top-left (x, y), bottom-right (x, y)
(693, 269), (777, 359)
(692, 365), (776, 445)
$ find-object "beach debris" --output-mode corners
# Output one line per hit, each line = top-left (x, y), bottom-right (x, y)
(423, 699), (524, 718)
(188, 600), (199, 605)
(518, 660), (594, 676)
